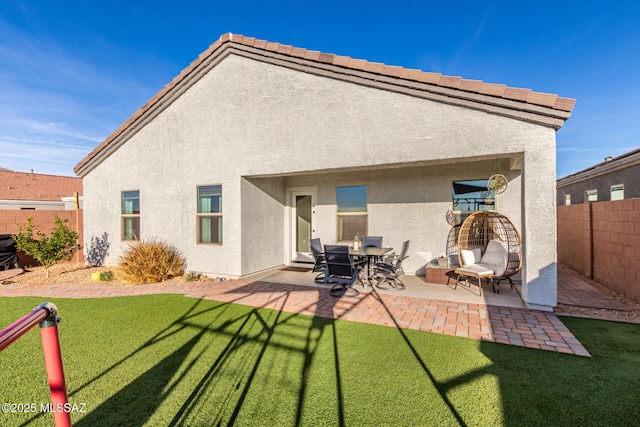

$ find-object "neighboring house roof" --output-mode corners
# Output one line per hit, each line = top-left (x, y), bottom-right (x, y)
(0, 170), (82, 201)
(75, 32), (576, 177)
(557, 147), (640, 187)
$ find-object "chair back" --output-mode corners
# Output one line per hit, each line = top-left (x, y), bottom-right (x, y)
(398, 240), (410, 259)
(395, 240), (410, 272)
(310, 238), (325, 271)
(310, 238), (323, 259)
(362, 236), (383, 248)
(324, 245), (355, 278)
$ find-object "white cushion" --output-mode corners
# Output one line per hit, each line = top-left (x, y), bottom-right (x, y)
(460, 248), (482, 266)
(480, 240), (508, 267)
(455, 264), (494, 278)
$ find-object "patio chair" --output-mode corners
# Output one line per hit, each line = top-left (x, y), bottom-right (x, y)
(360, 235), (383, 264)
(454, 211), (522, 294)
(362, 236), (383, 248)
(310, 238), (326, 283)
(373, 240), (410, 290)
(324, 245), (363, 297)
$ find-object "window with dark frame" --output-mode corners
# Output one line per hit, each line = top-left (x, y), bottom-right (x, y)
(610, 184), (624, 201)
(585, 189), (598, 202)
(452, 180), (495, 225)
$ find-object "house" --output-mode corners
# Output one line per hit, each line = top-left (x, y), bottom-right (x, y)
(74, 33), (575, 311)
(0, 168), (83, 210)
(557, 147), (640, 205)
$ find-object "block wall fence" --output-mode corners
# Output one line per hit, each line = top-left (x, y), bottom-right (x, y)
(0, 210), (84, 265)
(557, 198), (640, 303)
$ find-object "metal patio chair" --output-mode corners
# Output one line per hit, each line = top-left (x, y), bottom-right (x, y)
(310, 238), (326, 283)
(373, 240), (410, 290)
(324, 245), (363, 297)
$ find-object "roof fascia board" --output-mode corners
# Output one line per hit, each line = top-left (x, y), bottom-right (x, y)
(0, 199), (65, 205)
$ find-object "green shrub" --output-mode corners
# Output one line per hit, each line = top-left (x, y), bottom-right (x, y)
(99, 271), (114, 281)
(185, 271), (201, 282)
(118, 239), (186, 284)
(13, 215), (82, 277)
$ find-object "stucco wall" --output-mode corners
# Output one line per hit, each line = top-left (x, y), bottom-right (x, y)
(83, 53), (557, 308)
(241, 177), (286, 274)
(274, 161), (522, 276)
(519, 144), (558, 310)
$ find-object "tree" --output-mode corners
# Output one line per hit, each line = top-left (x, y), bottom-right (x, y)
(13, 215), (82, 277)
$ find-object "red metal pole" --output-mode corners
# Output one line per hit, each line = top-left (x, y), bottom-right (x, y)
(0, 303), (72, 426)
(0, 305), (48, 351)
(38, 303), (71, 427)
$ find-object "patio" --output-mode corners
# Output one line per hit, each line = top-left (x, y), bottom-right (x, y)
(0, 264), (590, 356)
(248, 266), (526, 309)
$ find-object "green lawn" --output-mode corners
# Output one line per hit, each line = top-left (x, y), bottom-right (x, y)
(0, 296), (639, 426)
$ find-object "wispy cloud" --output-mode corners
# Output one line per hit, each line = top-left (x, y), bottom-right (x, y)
(0, 20), (160, 176)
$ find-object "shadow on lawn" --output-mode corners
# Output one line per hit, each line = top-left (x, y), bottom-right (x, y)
(22, 276), (553, 425)
(370, 292), (471, 426)
(25, 282), (355, 426)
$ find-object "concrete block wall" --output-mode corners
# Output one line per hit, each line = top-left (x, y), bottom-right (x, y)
(557, 203), (592, 277)
(557, 198), (640, 302)
(591, 199), (640, 301)
(0, 210), (84, 265)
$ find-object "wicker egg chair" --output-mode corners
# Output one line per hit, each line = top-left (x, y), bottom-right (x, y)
(445, 224), (461, 265)
(457, 211), (522, 286)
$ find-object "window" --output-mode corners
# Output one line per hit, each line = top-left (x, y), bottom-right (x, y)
(585, 189), (598, 202)
(121, 190), (140, 240)
(611, 184), (624, 201)
(452, 180), (495, 224)
(197, 185), (222, 244)
(564, 194), (571, 206)
(336, 185), (367, 241)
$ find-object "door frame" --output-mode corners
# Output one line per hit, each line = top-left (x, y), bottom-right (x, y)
(285, 186), (318, 265)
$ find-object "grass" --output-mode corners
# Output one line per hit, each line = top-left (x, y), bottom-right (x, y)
(0, 296), (639, 426)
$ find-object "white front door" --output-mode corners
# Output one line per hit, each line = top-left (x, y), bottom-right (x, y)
(289, 188), (317, 263)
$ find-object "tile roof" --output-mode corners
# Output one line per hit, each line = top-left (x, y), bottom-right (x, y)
(75, 32), (576, 176)
(0, 170), (82, 201)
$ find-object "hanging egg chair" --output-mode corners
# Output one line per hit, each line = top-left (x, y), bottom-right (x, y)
(445, 224), (461, 264)
(457, 211), (522, 283)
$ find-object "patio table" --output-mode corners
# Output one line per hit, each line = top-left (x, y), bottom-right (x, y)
(349, 246), (393, 289)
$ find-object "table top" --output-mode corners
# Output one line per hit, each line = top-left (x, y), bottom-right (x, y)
(349, 246), (393, 257)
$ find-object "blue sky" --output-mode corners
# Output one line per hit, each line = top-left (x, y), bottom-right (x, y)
(1, 0), (639, 178)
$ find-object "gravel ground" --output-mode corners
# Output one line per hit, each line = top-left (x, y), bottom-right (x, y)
(554, 267), (640, 323)
(0, 263), (197, 286)
(3, 263), (640, 323)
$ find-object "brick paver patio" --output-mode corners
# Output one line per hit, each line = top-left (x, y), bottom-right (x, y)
(0, 265), (600, 357)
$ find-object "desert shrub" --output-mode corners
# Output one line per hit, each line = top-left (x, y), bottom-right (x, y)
(13, 215), (82, 277)
(118, 239), (186, 284)
(85, 232), (110, 267)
